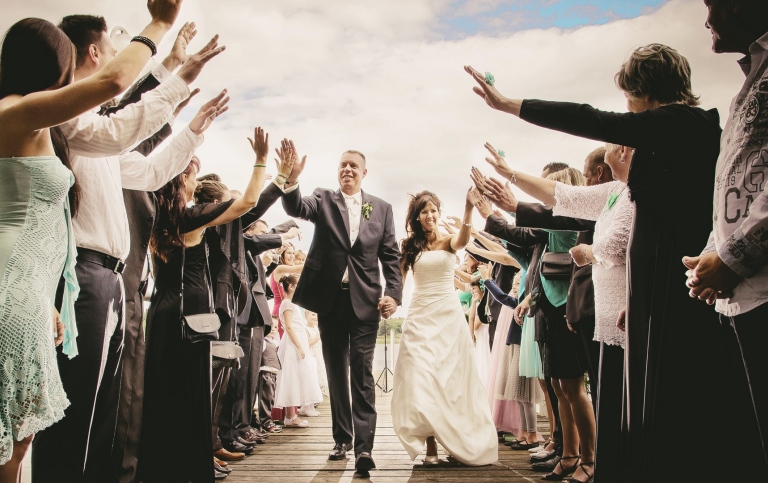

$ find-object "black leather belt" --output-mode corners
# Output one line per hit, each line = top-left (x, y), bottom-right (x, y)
(341, 281), (350, 290)
(77, 248), (126, 274)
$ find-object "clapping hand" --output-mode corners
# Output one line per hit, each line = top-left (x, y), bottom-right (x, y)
(188, 90), (229, 135)
(467, 186), (493, 218)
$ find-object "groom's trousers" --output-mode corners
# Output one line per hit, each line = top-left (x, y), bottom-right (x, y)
(318, 287), (378, 456)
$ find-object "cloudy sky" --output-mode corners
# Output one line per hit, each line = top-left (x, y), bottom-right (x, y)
(2, 0), (746, 315)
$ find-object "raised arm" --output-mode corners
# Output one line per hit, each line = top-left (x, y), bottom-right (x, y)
(207, 127), (291, 228)
(2, 0), (183, 134)
(449, 187), (475, 251)
(464, 64), (693, 150)
(119, 90), (227, 191)
(466, 243), (520, 268)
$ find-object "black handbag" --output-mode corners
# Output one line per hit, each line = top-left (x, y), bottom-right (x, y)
(540, 251), (573, 280)
(180, 242), (221, 343)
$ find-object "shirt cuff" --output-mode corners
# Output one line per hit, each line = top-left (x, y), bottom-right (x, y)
(158, 75), (191, 108)
(280, 182), (300, 193)
(176, 125), (204, 151)
(718, 228), (761, 278)
(152, 62), (172, 83)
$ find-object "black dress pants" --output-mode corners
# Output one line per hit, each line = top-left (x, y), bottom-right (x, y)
(318, 288), (378, 456)
(722, 302), (768, 477)
(34, 258), (124, 483)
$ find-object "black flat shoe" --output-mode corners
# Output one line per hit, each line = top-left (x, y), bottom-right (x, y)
(541, 455), (580, 481)
(566, 461), (594, 483)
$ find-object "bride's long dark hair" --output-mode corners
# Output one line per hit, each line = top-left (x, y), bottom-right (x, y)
(400, 191), (441, 274)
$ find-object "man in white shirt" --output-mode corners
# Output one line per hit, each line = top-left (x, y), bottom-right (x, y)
(31, 15), (225, 483)
(684, 0), (768, 475)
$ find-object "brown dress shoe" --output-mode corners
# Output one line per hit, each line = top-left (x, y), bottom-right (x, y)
(214, 448), (245, 461)
(214, 457), (228, 467)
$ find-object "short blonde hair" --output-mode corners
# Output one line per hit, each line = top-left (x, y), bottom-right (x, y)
(615, 43), (699, 106)
(546, 167), (586, 186)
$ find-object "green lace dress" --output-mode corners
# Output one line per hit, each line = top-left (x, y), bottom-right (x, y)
(0, 156), (79, 464)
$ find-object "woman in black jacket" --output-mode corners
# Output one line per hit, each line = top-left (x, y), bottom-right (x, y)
(466, 43), (726, 483)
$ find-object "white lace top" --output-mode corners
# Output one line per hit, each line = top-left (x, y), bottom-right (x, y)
(553, 180), (633, 348)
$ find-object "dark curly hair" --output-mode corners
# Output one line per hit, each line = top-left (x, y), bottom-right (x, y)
(400, 191), (441, 274)
(149, 157), (200, 262)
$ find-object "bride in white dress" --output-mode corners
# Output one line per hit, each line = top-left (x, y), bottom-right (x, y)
(392, 189), (498, 466)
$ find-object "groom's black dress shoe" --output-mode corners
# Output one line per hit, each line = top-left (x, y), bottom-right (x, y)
(328, 442), (353, 460)
(355, 452), (376, 473)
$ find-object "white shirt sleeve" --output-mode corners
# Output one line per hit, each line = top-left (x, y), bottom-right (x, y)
(119, 126), (203, 191)
(591, 191), (633, 269)
(60, 75), (190, 158)
(552, 181), (622, 222)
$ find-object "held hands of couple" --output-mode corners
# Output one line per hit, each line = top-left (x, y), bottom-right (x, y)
(682, 252), (741, 305)
(378, 296), (397, 319)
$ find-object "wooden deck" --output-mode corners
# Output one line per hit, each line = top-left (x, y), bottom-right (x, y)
(224, 386), (551, 482)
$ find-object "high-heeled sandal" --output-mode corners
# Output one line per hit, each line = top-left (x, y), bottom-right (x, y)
(566, 461), (594, 483)
(541, 455), (580, 481)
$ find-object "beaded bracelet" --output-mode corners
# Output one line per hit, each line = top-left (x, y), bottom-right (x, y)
(131, 36), (157, 56)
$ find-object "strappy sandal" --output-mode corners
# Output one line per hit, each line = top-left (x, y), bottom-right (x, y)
(283, 415), (309, 427)
(566, 461), (594, 483)
(541, 455), (580, 481)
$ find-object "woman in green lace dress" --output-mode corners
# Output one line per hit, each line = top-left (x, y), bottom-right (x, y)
(0, 6), (181, 480)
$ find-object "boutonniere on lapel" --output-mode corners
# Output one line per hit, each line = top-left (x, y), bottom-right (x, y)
(361, 202), (373, 220)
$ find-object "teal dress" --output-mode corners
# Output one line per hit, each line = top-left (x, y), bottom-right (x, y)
(0, 156), (79, 465)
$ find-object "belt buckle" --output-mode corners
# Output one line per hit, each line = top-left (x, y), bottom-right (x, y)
(112, 257), (124, 274)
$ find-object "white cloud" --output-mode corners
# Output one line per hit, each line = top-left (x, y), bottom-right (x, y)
(1, 0), (746, 315)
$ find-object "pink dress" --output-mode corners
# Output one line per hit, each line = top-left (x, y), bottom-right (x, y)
(270, 274), (285, 338)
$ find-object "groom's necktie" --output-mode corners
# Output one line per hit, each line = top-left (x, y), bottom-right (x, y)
(341, 192), (362, 283)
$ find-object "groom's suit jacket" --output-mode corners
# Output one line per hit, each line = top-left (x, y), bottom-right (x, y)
(278, 184), (402, 322)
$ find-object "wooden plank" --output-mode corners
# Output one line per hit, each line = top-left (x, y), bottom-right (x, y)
(223, 391), (552, 482)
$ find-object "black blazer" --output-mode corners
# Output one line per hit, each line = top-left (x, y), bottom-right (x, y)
(515, 201), (596, 326)
(243, 233), (283, 331)
(279, 183), (402, 322)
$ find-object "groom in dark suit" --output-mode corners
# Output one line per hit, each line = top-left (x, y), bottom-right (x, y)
(280, 149), (402, 474)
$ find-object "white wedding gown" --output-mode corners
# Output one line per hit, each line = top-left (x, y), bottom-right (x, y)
(392, 250), (498, 465)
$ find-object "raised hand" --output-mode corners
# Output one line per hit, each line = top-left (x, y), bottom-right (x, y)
(248, 126), (269, 161)
(277, 139), (307, 185)
(188, 89), (229, 135)
(477, 263), (491, 281)
(177, 34), (226, 84)
(464, 65), (513, 113)
(147, 0), (183, 29)
(162, 21), (197, 71)
(483, 142), (515, 180)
